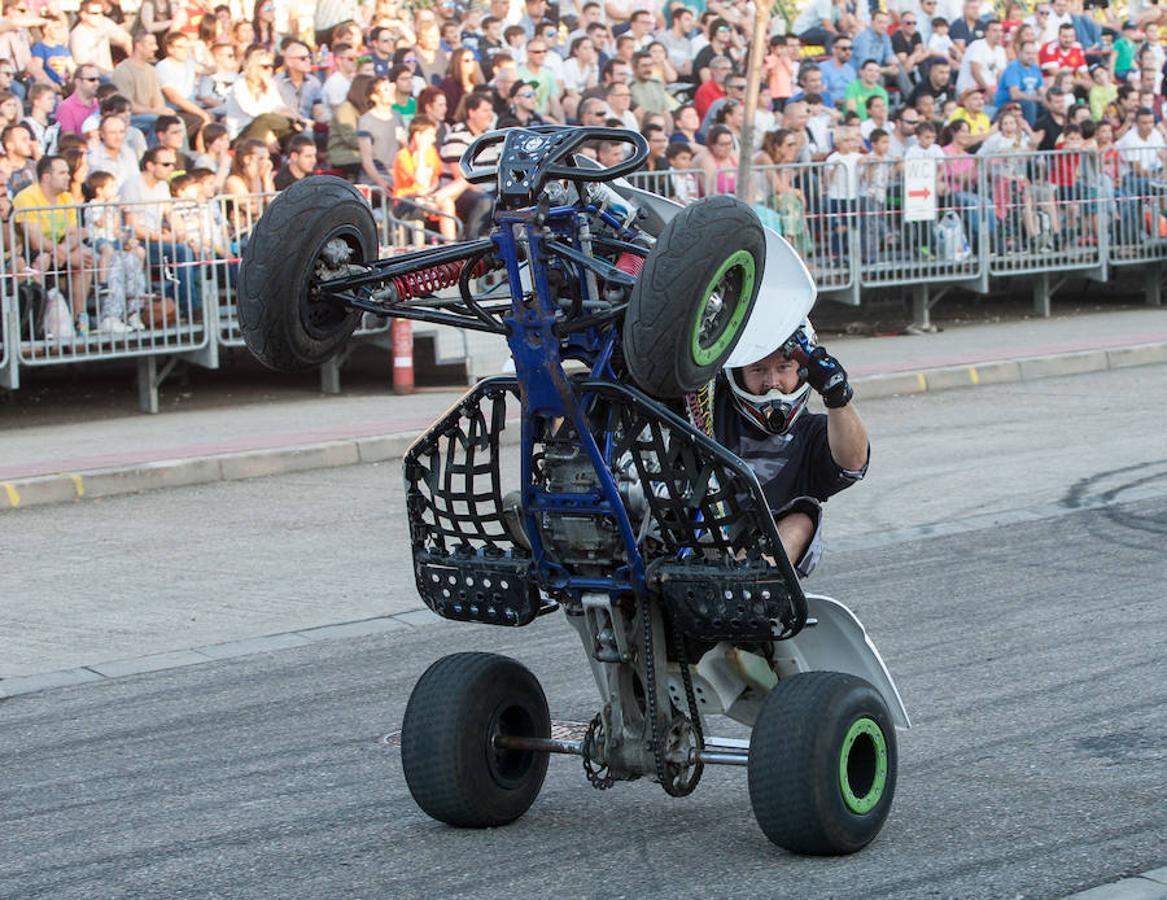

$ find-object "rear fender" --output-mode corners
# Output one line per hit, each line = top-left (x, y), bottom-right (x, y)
(771, 594), (911, 730)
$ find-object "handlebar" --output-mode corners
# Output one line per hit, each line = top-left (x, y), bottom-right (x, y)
(459, 125), (650, 207)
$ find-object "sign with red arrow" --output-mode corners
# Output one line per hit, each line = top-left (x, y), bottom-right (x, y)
(904, 159), (938, 223)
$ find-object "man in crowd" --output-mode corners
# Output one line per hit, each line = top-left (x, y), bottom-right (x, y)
(111, 32), (171, 136)
(276, 39), (323, 121)
(273, 133), (317, 189)
(438, 92), (496, 238)
(154, 115), (193, 172)
(995, 39), (1044, 127)
(630, 50), (669, 116)
(2, 122), (37, 195)
(88, 113), (139, 186)
(956, 19), (1006, 102)
(68, 0), (130, 76)
(658, 6), (696, 79)
(155, 31), (212, 140)
(818, 35), (857, 108)
(56, 65), (100, 137)
(695, 53), (731, 119)
(497, 79), (546, 127)
(122, 146), (200, 317)
(322, 41), (359, 117)
(518, 36), (562, 119)
(13, 155), (94, 330)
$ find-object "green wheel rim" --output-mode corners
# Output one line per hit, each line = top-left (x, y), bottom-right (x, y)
(689, 249), (756, 366)
(838, 717), (888, 815)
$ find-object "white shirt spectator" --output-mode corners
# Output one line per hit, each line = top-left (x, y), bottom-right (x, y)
(120, 174), (172, 234)
(321, 70), (352, 113)
(69, 19), (130, 74)
(560, 58), (598, 93)
(903, 142), (946, 160)
(224, 78), (291, 139)
(1040, 10), (1073, 44)
(1116, 126), (1167, 175)
(793, 0), (837, 34)
(956, 38), (1006, 93)
(824, 150), (862, 200)
(155, 56), (199, 107)
(80, 115), (147, 158)
(88, 141), (140, 186)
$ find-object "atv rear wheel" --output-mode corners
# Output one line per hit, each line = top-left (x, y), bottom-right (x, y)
(623, 196), (766, 399)
(748, 672), (897, 855)
(401, 652), (551, 828)
(239, 176), (377, 372)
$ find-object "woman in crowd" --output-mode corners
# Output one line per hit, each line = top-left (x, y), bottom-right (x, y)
(392, 114), (459, 240)
(439, 48), (484, 125)
(224, 137), (276, 229)
(941, 119), (984, 242)
(61, 146), (89, 203)
(560, 36), (598, 121)
(647, 41), (678, 85)
(329, 73), (378, 180)
(251, 0), (278, 50)
(224, 45), (304, 148)
(358, 75), (404, 197)
(713, 99), (745, 155)
(701, 123), (738, 195)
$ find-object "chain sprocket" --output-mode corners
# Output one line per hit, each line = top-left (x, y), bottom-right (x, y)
(582, 713), (616, 790)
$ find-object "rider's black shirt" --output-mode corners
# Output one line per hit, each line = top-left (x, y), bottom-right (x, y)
(712, 386), (867, 513)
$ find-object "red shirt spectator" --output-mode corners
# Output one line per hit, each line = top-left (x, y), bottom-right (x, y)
(56, 66), (101, 135)
(1038, 39), (1086, 75)
(694, 78), (726, 121)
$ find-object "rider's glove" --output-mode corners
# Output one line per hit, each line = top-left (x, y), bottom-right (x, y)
(801, 345), (853, 409)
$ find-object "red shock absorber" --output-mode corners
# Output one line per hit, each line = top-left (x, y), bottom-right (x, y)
(390, 257), (501, 302)
(614, 251), (645, 278)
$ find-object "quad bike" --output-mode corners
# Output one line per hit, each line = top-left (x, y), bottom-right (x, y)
(238, 125), (910, 855)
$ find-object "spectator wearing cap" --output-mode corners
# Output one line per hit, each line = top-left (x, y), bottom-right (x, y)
(818, 36), (857, 108)
(948, 86), (991, 138)
(995, 38), (1043, 127)
(322, 41), (360, 119)
(87, 114), (139, 187)
(845, 59), (890, 121)
(692, 17), (735, 86)
(57, 65), (102, 137)
(497, 78), (546, 126)
(69, 0), (131, 77)
(956, 19), (1006, 106)
(273, 132), (317, 190)
(156, 32), (213, 140)
(111, 33), (171, 137)
(274, 40), (321, 121)
(1113, 21), (1139, 83)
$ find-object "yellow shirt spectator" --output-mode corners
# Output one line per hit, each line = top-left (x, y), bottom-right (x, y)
(13, 182), (78, 245)
(947, 106), (991, 139)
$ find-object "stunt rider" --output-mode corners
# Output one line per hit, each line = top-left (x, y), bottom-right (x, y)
(714, 322), (869, 576)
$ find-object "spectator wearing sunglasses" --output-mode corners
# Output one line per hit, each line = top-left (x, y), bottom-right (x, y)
(68, 0), (132, 77)
(497, 78), (546, 127)
(57, 65), (102, 137)
(819, 36), (858, 107)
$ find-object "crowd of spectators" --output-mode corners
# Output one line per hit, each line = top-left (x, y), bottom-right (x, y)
(1, 0), (1167, 336)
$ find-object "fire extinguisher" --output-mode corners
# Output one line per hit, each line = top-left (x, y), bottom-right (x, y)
(392, 318), (414, 395)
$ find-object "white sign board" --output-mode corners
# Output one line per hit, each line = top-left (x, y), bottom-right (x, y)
(903, 158), (938, 223)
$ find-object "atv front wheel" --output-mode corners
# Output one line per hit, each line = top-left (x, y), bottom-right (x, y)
(238, 176), (377, 372)
(623, 196), (766, 399)
(748, 672), (897, 855)
(401, 652), (551, 828)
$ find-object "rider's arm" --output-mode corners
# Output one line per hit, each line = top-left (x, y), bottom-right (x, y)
(826, 401), (869, 472)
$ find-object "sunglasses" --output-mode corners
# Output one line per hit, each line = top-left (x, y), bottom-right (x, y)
(529, 48), (547, 54)
(836, 45), (853, 51)
(517, 89), (535, 97)
(903, 18), (916, 24)
(155, 160), (176, 167)
(78, 75), (100, 81)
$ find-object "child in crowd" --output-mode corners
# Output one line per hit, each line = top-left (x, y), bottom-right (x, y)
(804, 92), (836, 158)
(665, 143), (701, 204)
(903, 121), (946, 254)
(824, 126), (863, 254)
(82, 171), (148, 332)
(928, 17), (957, 63)
(1089, 65), (1117, 122)
(861, 127), (895, 257)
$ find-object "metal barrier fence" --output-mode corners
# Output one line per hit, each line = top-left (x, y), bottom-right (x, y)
(0, 148), (1163, 408)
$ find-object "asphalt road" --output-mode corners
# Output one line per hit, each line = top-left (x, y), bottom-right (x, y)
(2, 477), (1165, 894)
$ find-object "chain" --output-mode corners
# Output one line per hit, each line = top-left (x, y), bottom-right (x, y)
(668, 617), (705, 796)
(582, 713), (616, 790)
(640, 593), (672, 792)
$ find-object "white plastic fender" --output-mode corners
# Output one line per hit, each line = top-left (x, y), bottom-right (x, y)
(772, 594), (912, 730)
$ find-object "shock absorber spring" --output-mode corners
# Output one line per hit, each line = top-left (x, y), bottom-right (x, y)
(390, 257), (501, 302)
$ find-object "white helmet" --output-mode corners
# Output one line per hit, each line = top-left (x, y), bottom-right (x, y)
(725, 319), (816, 436)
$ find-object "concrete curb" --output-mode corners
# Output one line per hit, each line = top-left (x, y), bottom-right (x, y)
(1064, 866), (1167, 899)
(3, 340), (1166, 513)
(0, 608), (443, 699)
